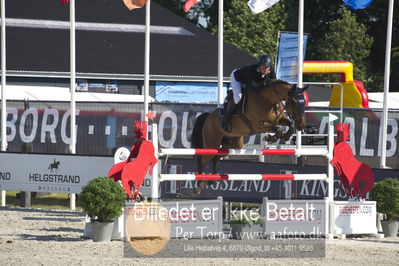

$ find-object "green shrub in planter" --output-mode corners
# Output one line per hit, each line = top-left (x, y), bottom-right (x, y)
(370, 178), (399, 221)
(79, 177), (126, 222)
(230, 216), (263, 240)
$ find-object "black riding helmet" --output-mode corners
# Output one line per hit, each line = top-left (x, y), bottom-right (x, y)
(258, 55), (272, 67)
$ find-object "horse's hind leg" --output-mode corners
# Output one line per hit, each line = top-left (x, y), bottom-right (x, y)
(211, 156), (220, 174)
(196, 155), (204, 174)
(193, 154), (216, 195)
(193, 127), (223, 195)
(193, 155), (209, 194)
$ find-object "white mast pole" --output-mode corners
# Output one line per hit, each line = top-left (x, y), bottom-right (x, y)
(144, 0), (150, 130)
(1, 0), (7, 206)
(295, 0), (304, 155)
(217, 0), (224, 105)
(69, 0), (76, 210)
(380, 0), (394, 168)
(297, 0), (304, 88)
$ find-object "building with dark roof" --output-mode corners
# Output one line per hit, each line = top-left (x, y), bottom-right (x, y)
(4, 0), (256, 82)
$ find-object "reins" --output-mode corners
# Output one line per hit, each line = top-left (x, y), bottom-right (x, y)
(266, 85), (296, 127)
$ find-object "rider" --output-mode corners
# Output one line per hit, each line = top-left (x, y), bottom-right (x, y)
(222, 55), (276, 131)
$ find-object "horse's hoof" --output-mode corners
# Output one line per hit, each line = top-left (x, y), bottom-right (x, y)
(263, 135), (271, 142)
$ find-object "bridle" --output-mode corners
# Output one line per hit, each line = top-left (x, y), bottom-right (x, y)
(270, 84), (306, 128)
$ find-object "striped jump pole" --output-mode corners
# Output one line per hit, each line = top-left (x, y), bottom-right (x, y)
(160, 148), (328, 156)
(160, 173), (328, 181)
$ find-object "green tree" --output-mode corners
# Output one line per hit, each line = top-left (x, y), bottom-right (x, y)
(153, 0), (214, 28)
(392, 46), (399, 91)
(314, 9), (373, 89)
(355, 0), (399, 91)
(219, 0), (288, 59)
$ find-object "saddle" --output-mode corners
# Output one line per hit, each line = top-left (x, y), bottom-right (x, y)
(218, 90), (246, 118)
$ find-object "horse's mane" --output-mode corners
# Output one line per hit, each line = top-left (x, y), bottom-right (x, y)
(259, 79), (291, 92)
(269, 79), (290, 87)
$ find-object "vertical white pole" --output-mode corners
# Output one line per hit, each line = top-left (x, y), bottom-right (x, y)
(380, 0), (394, 168)
(0, 0), (6, 152)
(217, 0), (224, 105)
(69, 0), (76, 210)
(327, 113), (337, 203)
(1, 0), (7, 207)
(295, 0), (304, 165)
(151, 123), (159, 200)
(144, 0), (150, 130)
(1, 190), (4, 207)
(297, 0), (304, 89)
(327, 113), (337, 237)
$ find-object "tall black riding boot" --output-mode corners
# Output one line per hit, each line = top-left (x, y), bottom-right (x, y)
(222, 100), (237, 132)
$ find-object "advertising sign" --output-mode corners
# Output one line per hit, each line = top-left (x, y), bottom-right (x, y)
(155, 82), (228, 103)
(0, 153), (112, 193)
(330, 201), (377, 235)
(276, 31), (309, 82)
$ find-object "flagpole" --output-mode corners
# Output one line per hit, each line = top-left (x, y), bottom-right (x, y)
(297, 0), (303, 88)
(217, 0), (224, 105)
(69, 0), (76, 210)
(295, 0), (304, 164)
(1, 0), (7, 152)
(1, 0), (7, 206)
(144, 0), (150, 129)
(380, 0), (394, 168)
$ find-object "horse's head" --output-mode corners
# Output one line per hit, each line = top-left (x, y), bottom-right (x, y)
(285, 84), (307, 131)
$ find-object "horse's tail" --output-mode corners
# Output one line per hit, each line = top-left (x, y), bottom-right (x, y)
(191, 113), (210, 148)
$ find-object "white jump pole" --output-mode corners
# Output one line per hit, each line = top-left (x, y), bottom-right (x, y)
(151, 123), (159, 200)
(160, 148), (328, 156)
(327, 113), (337, 203)
(160, 173), (328, 181)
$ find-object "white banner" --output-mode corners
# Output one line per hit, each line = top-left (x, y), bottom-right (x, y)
(0, 153), (114, 194)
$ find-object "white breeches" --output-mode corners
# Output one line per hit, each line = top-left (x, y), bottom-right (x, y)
(230, 69), (242, 104)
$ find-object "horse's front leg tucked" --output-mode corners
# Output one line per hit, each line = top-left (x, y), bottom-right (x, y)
(282, 124), (295, 141)
(262, 124), (279, 143)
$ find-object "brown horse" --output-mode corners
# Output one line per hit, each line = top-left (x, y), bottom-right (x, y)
(191, 80), (307, 194)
